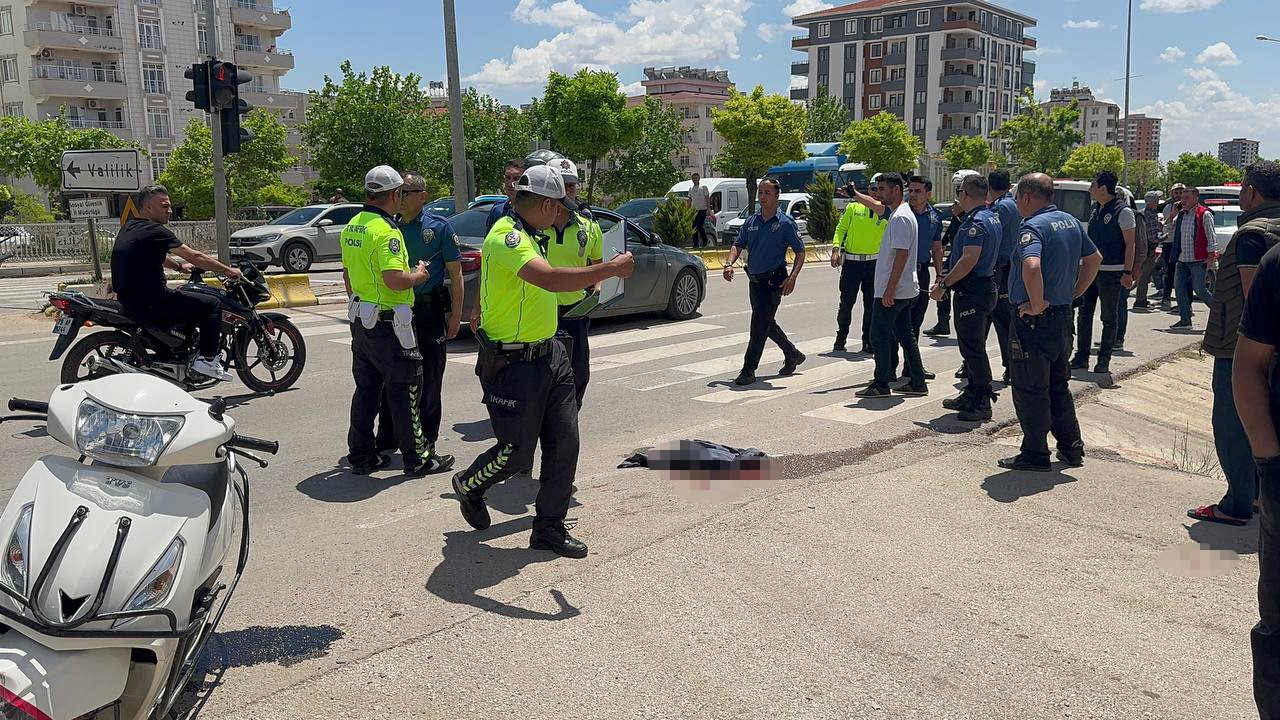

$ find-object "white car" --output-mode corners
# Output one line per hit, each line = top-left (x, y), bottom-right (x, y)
(722, 194), (811, 245)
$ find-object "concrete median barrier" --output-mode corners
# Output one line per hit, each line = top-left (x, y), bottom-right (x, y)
(690, 243), (833, 271)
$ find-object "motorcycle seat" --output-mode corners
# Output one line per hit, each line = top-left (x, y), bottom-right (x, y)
(160, 463), (229, 530)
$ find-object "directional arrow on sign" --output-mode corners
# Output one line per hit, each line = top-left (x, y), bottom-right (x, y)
(64, 161), (82, 179)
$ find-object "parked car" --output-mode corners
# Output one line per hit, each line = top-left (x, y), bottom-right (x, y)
(426, 194), (511, 218)
(614, 197), (717, 242)
(229, 203), (363, 272)
(722, 194), (811, 245)
(0, 225), (33, 257)
(447, 206), (707, 327)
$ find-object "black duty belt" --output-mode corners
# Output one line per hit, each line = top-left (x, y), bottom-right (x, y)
(478, 330), (554, 362)
(748, 267), (785, 283)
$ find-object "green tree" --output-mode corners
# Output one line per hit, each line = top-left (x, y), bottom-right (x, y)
(652, 193), (696, 247)
(711, 85), (806, 217)
(0, 186), (53, 223)
(161, 111), (296, 220)
(452, 90), (541, 195)
(1060, 143), (1125, 180)
(254, 182), (310, 207)
(301, 61), (434, 198)
(840, 111), (922, 177)
(598, 96), (684, 202)
(942, 134), (995, 172)
(1126, 159), (1166, 195)
(542, 69), (641, 205)
(991, 90), (1082, 176)
(0, 115), (137, 195)
(0, 185), (12, 219)
(805, 86), (849, 143)
(1167, 152), (1242, 187)
(804, 174), (838, 245)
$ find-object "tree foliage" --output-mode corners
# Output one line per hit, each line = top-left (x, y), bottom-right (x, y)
(0, 115), (138, 194)
(804, 174), (838, 245)
(652, 193), (696, 247)
(452, 90), (539, 195)
(598, 96), (684, 203)
(542, 69), (641, 205)
(805, 86), (849, 143)
(1167, 152), (1241, 187)
(991, 90), (1082, 176)
(942, 134), (995, 172)
(840, 111), (922, 177)
(0, 185), (53, 223)
(1126, 159), (1166, 195)
(1060, 143), (1125, 180)
(711, 85), (806, 215)
(161, 111), (296, 220)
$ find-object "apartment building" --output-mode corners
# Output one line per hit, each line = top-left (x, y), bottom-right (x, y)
(1218, 137), (1260, 170)
(625, 66), (732, 178)
(1121, 113), (1161, 162)
(0, 0), (310, 187)
(1040, 82), (1119, 148)
(790, 0), (1037, 154)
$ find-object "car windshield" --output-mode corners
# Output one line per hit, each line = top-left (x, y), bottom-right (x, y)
(425, 199), (454, 216)
(615, 199), (660, 217)
(271, 207), (327, 226)
(1212, 209), (1241, 228)
(448, 208), (490, 239)
(737, 199), (792, 219)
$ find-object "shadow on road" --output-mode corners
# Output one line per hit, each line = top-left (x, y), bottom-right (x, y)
(296, 460), (416, 502)
(425, 516), (580, 621)
(981, 469), (1079, 503)
(913, 411), (984, 435)
(1184, 520), (1259, 556)
(452, 418), (494, 442)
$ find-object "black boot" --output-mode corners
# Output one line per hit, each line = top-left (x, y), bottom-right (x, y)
(530, 523), (589, 558)
(943, 391), (974, 411)
(957, 392), (993, 422)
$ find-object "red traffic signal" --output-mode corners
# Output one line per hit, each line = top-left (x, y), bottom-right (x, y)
(209, 61), (252, 110)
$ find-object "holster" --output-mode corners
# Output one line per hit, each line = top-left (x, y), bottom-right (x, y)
(392, 304), (416, 349)
(347, 297), (379, 329)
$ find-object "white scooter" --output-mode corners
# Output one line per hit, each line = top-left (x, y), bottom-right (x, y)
(0, 374), (277, 719)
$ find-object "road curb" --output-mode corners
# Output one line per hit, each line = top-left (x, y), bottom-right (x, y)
(0, 263), (93, 279)
(693, 243), (833, 271)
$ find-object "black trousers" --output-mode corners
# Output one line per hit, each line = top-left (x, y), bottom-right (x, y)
(456, 340), (578, 534)
(910, 264), (931, 337)
(1257, 457), (1280, 719)
(557, 306), (591, 408)
(128, 288), (222, 357)
(954, 280), (997, 395)
(743, 267), (798, 373)
(1161, 244), (1177, 301)
(934, 290), (952, 328)
(1007, 308), (1082, 465)
(835, 259), (876, 350)
(692, 210), (709, 248)
(990, 264), (1012, 371)
(1075, 270), (1124, 363)
(348, 322), (426, 468)
(871, 298), (924, 388)
(376, 298), (448, 448)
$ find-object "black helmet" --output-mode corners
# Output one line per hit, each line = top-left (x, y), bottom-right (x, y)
(524, 149), (565, 167)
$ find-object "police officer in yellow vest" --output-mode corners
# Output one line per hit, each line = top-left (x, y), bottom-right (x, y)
(545, 159), (603, 408)
(831, 176), (886, 353)
(340, 166), (437, 476)
(452, 165), (634, 558)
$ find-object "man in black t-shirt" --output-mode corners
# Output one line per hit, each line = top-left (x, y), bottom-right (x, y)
(111, 185), (242, 380)
(1236, 241), (1280, 719)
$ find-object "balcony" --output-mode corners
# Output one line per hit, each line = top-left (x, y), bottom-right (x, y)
(881, 78), (906, 92)
(29, 65), (127, 100)
(790, 88), (809, 101)
(25, 0), (118, 5)
(65, 117), (132, 140)
(939, 73), (980, 88)
(242, 89), (301, 111)
(792, 35), (811, 49)
(231, 5), (292, 32)
(1022, 59), (1036, 74)
(1023, 34), (1037, 48)
(791, 61), (809, 76)
(24, 22), (123, 53)
(883, 51), (907, 66)
(233, 44), (295, 71)
(885, 105), (905, 119)
(942, 18), (982, 32)
(941, 46), (983, 61)
(938, 127), (981, 142)
(938, 100), (982, 114)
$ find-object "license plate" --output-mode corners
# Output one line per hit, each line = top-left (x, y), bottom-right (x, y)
(53, 316), (73, 335)
(230, 249), (245, 257)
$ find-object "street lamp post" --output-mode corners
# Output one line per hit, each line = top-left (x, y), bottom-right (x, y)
(1121, 0), (1133, 187)
(1258, 35), (1280, 43)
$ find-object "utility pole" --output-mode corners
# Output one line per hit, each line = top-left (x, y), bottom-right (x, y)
(1121, 0), (1133, 187)
(204, 0), (231, 264)
(443, 0), (470, 209)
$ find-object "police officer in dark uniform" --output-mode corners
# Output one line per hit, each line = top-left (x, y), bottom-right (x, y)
(998, 173), (1102, 472)
(933, 174), (1002, 422)
(450, 165), (634, 558)
(987, 170), (1020, 384)
(1071, 170), (1137, 375)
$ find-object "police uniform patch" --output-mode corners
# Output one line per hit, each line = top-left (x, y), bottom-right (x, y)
(1104, 212), (1113, 224)
(1019, 232), (1034, 247)
(968, 226), (978, 237)
(423, 228), (435, 242)
(505, 231), (521, 249)
(388, 236), (401, 254)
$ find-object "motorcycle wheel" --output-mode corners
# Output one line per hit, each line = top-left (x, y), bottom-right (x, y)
(60, 330), (140, 384)
(233, 317), (306, 393)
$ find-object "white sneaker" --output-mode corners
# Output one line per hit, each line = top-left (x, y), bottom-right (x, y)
(191, 355), (231, 381)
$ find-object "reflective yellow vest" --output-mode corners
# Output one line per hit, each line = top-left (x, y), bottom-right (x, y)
(833, 202), (884, 255)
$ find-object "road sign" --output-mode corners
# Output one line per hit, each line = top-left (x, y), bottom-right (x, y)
(60, 149), (143, 192)
(68, 198), (109, 220)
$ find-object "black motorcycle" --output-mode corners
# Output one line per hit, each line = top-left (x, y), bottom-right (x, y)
(47, 261), (307, 393)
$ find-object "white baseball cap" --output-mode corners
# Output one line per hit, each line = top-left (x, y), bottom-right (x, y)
(555, 158), (580, 184)
(364, 165), (404, 193)
(516, 165), (579, 210)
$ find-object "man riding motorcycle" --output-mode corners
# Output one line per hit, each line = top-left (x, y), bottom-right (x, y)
(110, 185), (242, 380)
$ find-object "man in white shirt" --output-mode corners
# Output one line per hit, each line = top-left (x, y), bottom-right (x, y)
(687, 173), (712, 248)
(856, 172), (928, 398)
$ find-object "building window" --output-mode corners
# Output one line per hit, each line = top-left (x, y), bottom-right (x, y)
(138, 0), (159, 4)
(142, 63), (166, 94)
(138, 18), (162, 49)
(705, 106), (713, 117)
(869, 68), (882, 83)
(989, 94), (997, 111)
(989, 64), (997, 86)
(869, 94), (882, 109)
(980, 10), (987, 24)
(1016, 21), (1023, 38)
(706, 130), (713, 142)
(0, 7), (11, 35)
(1004, 68), (1011, 89)
(818, 47), (829, 62)
(198, 23), (208, 55)
(991, 41), (999, 60)
(3, 102), (21, 117)
(888, 93), (903, 107)
(844, 71), (856, 85)
(1005, 45), (1012, 63)
(151, 151), (169, 180)
(845, 19), (856, 35)
(817, 74), (828, 88)
(0, 56), (16, 83)
(817, 22), (830, 38)
(890, 40), (906, 55)
(917, 9), (930, 26)
(890, 67), (904, 80)
(890, 14), (904, 29)
(870, 42), (882, 58)
(1003, 92), (1011, 112)
(914, 117), (926, 131)
(916, 64), (928, 78)
(914, 90), (927, 104)
(147, 107), (172, 139)
(845, 43), (857, 60)
(871, 17), (883, 33)
(977, 116), (983, 131)
(916, 35), (928, 51)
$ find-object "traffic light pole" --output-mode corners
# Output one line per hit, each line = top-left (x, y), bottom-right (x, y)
(443, 0), (471, 209)
(204, 0), (231, 264)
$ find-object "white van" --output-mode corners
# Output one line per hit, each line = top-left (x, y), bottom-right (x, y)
(670, 178), (748, 242)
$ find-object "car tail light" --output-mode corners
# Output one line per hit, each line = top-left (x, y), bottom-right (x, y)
(0, 686), (52, 720)
(460, 250), (481, 273)
(49, 297), (71, 312)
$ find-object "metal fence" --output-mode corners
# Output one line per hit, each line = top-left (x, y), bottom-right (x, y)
(0, 221), (265, 264)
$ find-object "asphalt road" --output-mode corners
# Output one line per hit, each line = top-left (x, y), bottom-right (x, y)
(0, 266), (1206, 717)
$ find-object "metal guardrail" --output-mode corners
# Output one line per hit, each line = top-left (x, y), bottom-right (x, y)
(25, 22), (119, 37)
(0, 221), (264, 264)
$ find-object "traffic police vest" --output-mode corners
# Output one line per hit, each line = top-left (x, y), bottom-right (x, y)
(1087, 197), (1128, 269)
(546, 211), (604, 306)
(339, 206), (412, 310)
(833, 202), (883, 255)
(479, 214), (558, 343)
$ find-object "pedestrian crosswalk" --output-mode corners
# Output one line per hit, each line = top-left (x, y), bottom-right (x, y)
(0, 276), (65, 311)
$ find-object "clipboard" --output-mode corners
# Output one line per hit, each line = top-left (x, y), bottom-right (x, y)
(562, 222), (626, 319)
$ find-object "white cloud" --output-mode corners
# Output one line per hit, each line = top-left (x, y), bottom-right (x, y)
(467, 0), (751, 87)
(1184, 66), (1219, 82)
(752, 53), (764, 61)
(1034, 79), (1047, 93)
(1196, 41), (1240, 66)
(1063, 19), (1101, 29)
(790, 75), (809, 90)
(1159, 46), (1186, 63)
(1139, 0), (1222, 12)
(619, 80), (646, 96)
(757, 22), (787, 42)
(782, 0), (834, 17)
(1029, 46), (1064, 56)
(1134, 71), (1280, 161)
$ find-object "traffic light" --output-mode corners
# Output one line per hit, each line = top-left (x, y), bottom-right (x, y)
(183, 61), (210, 111)
(210, 61), (254, 154)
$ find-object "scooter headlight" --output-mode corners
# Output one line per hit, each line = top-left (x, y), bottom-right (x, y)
(2, 504), (33, 597)
(113, 537), (182, 628)
(75, 399), (184, 468)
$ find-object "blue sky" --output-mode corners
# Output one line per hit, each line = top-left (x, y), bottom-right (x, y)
(285, 0), (1280, 162)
